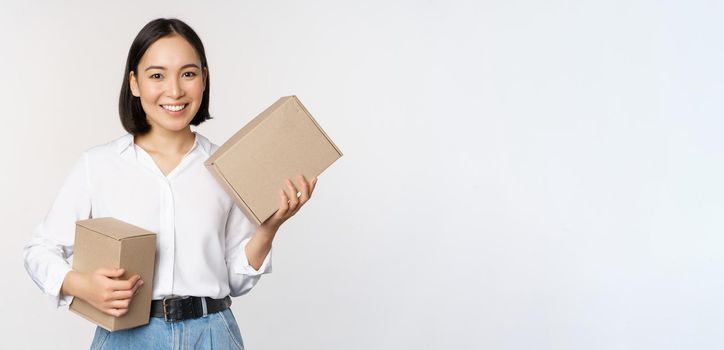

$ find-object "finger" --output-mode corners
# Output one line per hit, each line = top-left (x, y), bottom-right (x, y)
(286, 179), (300, 211)
(297, 175), (310, 204)
(112, 279), (143, 299)
(310, 177), (318, 195)
(111, 289), (135, 300)
(97, 267), (125, 278)
(276, 189), (290, 218)
(108, 298), (131, 309)
(106, 307), (128, 317)
(109, 274), (141, 291)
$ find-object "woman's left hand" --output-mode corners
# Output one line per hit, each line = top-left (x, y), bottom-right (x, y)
(260, 174), (318, 232)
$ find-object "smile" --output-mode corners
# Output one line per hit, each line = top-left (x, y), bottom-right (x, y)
(161, 104), (187, 112)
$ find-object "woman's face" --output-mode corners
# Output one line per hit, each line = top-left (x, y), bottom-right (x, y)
(129, 34), (207, 134)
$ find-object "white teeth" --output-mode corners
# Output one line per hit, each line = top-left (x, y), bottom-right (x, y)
(162, 104), (186, 112)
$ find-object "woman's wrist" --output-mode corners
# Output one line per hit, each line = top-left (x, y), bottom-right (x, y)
(257, 222), (280, 240)
(60, 270), (80, 298)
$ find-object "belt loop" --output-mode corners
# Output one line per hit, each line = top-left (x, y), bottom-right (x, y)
(201, 297), (208, 317)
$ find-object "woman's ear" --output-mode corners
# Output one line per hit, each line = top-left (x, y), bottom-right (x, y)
(202, 67), (208, 91)
(129, 71), (140, 97)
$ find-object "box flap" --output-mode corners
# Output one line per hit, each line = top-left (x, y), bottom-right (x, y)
(205, 96), (293, 165)
(291, 96), (343, 157)
(76, 217), (155, 241)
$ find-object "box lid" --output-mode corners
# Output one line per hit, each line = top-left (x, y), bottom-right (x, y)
(76, 217), (155, 241)
(205, 96), (342, 165)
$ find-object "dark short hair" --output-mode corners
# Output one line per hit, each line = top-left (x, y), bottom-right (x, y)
(119, 18), (212, 135)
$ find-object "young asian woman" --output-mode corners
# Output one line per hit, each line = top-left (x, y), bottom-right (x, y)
(22, 18), (316, 350)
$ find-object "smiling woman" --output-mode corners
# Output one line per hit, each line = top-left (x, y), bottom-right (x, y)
(22, 17), (317, 350)
(128, 35), (207, 136)
(119, 18), (211, 136)
(125, 30), (211, 176)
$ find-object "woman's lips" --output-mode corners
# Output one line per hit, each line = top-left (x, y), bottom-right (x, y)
(160, 104), (188, 115)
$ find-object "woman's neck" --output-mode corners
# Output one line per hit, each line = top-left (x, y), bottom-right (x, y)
(134, 127), (196, 156)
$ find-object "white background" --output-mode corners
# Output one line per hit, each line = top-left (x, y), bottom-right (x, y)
(2, 1), (722, 349)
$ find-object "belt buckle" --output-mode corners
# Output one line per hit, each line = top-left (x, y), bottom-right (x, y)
(162, 295), (190, 322)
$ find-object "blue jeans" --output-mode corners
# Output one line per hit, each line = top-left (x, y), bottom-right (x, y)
(89, 308), (245, 349)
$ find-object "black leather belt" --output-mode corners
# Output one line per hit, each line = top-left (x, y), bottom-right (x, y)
(150, 295), (232, 322)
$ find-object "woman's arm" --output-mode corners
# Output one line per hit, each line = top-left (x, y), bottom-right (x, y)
(23, 152), (142, 315)
(244, 175), (317, 270)
(23, 154), (91, 308)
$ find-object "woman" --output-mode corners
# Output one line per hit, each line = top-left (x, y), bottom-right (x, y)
(22, 18), (315, 349)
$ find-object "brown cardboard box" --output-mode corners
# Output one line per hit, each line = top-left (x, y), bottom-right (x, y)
(205, 95), (342, 225)
(69, 217), (156, 332)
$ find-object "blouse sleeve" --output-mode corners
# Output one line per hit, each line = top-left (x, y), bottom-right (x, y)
(22, 152), (92, 308)
(224, 204), (272, 297)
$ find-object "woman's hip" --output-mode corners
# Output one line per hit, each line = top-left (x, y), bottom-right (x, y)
(90, 308), (244, 350)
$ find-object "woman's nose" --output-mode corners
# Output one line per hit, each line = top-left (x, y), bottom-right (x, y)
(166, 77), (184, 99)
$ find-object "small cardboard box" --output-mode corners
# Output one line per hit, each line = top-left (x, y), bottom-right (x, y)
(205, 95), (342, 225)
(69, 217), (156, 332)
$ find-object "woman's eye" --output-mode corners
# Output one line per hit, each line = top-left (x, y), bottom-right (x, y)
(183, 72), (197, 78)
(150, 73), (162, 79)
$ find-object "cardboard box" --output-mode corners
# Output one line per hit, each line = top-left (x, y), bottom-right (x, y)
(69, 217), (156, 332)
(205, 95), (342, 225)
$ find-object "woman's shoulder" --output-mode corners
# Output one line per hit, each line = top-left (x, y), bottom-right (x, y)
(81, 133), (134, 158)
(193, 131), (220, 155)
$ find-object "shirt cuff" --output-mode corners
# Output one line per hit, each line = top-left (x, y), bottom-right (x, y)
(236, 236), (272, 276)
(56, 293), (75, 308)
(48, 265), (75, 309)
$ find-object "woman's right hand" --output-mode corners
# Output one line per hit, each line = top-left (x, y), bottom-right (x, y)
(62, 268), (144, 317)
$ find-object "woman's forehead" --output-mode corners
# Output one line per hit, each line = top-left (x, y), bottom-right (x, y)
(140, 35), (201, 69)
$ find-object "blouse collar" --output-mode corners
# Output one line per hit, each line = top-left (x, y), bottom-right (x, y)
(115, 131), (212, 157)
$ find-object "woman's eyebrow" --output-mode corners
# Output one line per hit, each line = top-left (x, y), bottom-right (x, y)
(144, 63), (201, 71)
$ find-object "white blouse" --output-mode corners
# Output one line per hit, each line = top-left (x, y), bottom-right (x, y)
(22, 132), (272, 308)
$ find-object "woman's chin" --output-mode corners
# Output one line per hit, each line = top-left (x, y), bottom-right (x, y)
(149, 120), (193, 133)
